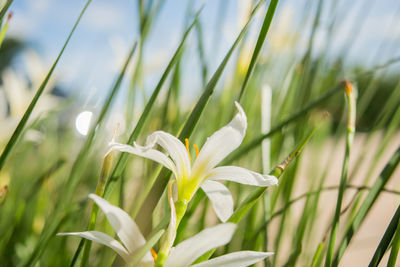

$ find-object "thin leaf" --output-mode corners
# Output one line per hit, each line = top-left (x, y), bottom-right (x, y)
(127, 229), (165, 267)
(237, 0), (279, 102)
(194, 128), (317, 264)
(333, 145), (400, 266)
(368, 205), (400, 267)
(223, 81), (345, 165)
(134, 0), (266, 235)
(102, 9), (201, 201)
(0, 0), (12, 22)
(27, 35), (137, 267)
(387, 210), (400, 267)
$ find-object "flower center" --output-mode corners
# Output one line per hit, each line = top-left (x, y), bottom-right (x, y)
(184, 138), (199, 163)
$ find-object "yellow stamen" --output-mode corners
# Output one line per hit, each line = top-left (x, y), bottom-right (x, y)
(111, 123), (120, 142)
(185, 138), (191, 162)
(193, 144), (199, 159)
(151, 248), (158, 261)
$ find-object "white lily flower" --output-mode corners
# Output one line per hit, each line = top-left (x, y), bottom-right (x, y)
(164, 223), (273, 267)
(57, 194), (154, 266)
(58, 195), (273, 267)
(109, 102), (278, 222)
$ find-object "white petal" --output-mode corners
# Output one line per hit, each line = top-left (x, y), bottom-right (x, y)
(143, 131), (191, 179)
(192, 251), (274, 267)
(206, 166), (278, 187)
(192, 102), (247, 174)
(89, 194), (145, 254)
(165, 180), (177, 249)
(57, 231), (130, 261)
(163, 223), (236, 267)
(201, 180), (233, 222)
(108, 142), (178, 178)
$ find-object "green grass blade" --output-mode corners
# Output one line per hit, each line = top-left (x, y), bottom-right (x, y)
(229, 127), (316, 224)
(332, 145), (400, 266)
(79, 149), (116, 267)
(26, 159), (65, 201)
(194, 128), (316, 264)
(237, 0), (279, 102)
(387, 210), (400, 267)
(178, 1), (264, 141)
(63, 41), (137, 207)
(134, 0), (266, 235)
(0, 0), (92, 171)
(63, 42), (138, 266)
(26, 40), (137, 267)
(195, 17), (208, 87)
(0, 0), (12, 22)
(21, 207), (76, 267)
(0, 12), (11, 48)
(223, 81), (345, 164)
(282, 191), (315, 266)
(127, 229), (164, 267)
(311, 242), (325, 267)
(368, 205), (400, 267)
(102, 9), (200, 201)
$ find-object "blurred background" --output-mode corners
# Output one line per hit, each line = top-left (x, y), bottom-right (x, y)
(3, 0), (400, 124)
(0, 0), (400, 266)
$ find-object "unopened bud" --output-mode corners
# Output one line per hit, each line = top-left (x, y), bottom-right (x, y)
(344, 80), (357, 133)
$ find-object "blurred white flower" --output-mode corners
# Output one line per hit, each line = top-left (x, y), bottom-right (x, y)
(58, 194), (273, 267)
(109, 102), (278, 222)
(0, 50), (60, 143)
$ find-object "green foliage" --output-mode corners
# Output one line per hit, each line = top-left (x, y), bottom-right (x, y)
(0, 0), (399, 266)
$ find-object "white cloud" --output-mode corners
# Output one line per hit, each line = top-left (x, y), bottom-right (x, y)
(82, 1), (127, 31)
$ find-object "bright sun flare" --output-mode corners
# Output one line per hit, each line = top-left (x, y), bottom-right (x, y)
(75, 110), (93, 136)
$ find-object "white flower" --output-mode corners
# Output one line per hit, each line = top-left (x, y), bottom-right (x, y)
(164, 222), (273, 267)
(57, 194), (153, 265)
(0, 52), (60, 144)
(58, 194), (273, 267)
(109, 102), (278, 222)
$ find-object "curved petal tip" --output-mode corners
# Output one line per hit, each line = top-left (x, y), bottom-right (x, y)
(234, 101), (247, 131)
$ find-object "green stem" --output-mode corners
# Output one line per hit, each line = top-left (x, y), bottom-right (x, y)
(325, 81), (356, 267)
(155, 195), (187, 266)
(79, 150), (115, 267)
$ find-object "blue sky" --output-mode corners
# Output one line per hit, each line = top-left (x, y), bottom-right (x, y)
(4, 0), (400, 107)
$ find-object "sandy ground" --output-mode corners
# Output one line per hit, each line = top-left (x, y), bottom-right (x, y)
(269, 131), (400, 266)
